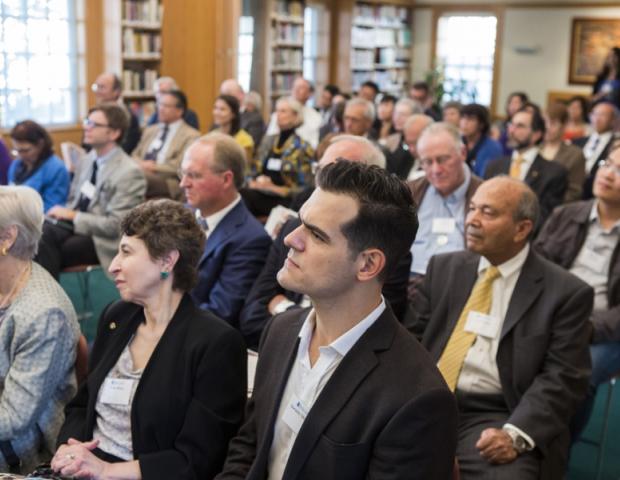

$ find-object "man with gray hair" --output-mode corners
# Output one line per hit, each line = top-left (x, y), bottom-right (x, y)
(239, 135), (411, 350)
(147, 76), (200, 129)
(408, 122), (482, 281)
(409, 176), (593, 479)
(402, 114), (434, 180)
(179, 132), (271, 327)
(343, 98), (375, 137)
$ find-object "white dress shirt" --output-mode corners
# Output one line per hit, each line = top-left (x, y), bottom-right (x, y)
(147, 119), (183, 164)
(583, 131), (613, 173)
(511, 147), (538, 181)
(267, 298), (386, 480)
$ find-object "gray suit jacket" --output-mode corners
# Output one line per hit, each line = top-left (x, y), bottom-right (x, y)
(409, 249), (593, 476)
(549, 142), (586, 203)
(69, 147), (146, 273)
(217, 307), (458, 480)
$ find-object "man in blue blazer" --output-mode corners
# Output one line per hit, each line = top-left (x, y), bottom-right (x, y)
(180, 132), (272, 330)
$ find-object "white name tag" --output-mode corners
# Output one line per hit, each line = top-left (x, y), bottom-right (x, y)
(100, 378), (134, 406)
(584, 249), (608, 274)
(266, 158), (282, 171)
(151, 138), (163, 150)
(80, 181), (96, 200)
(282, 394), (308, 434)
(464, 311), (500, 339)
(432, 217), (456, 234)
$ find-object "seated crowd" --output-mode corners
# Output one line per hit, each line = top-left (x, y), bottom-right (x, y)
(0, 70), (618, 480)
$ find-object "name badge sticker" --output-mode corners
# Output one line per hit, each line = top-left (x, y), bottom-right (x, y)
(266, 158), (283, 171)
(100, 378), (134, 406)
(432, 217), (456, 234)
(282, 394), (308, 434)
(80, 181), (96, 200)
(464, 311), (500, 339)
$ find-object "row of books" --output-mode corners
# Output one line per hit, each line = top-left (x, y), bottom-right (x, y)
(122, 0), (162, 23)
(274, 0), (303, 18)
(272, 49), (302, 69)
(271, 73), (298, 92)
(352, 27), (411, 48)
(272, 24), (303, 44)
(123, 29), (161, 54)
(122, 69), (158, 92)
(353, 3), (409, 25)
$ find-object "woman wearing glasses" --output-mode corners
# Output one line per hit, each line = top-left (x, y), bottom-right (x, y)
(8, 120), (70, 213)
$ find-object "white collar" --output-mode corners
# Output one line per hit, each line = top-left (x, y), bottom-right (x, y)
(478, 243), (530, 279)
(197, 194), (242, 233)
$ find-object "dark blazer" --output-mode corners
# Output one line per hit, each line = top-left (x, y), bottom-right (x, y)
(239, 217), (412, 349)
(549, 142), (586, 202)
(217, 307), (458, 480)
(484, 154), (568, 222)
(409, 249), (592, 476)
(58, 295), (247, 480)
(241, 110), (266, 148)
(191, 200), (272, 327)
(122, 111), (142, 155)
(535, 200), (620, 342)
(573, 134), (616, 199)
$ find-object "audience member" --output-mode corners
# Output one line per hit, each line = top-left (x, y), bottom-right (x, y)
(240, 135), (412, 349)
(179, 133), (271, 326)
(369, 94), (397, 141)
(402, 113), (434, 180)
(574, 101), (618, 199)
(131, 90), (200, 199)
(221, 79), (265, 148)
(592, 47), (620, 109)
(409, 80), (441, 120)
(535, 141), (620, 437)
(53, 200), (246, 480)
(358, 80), (380, 103)
(460, 103), (503, 177)
(35, 103), (146, 279)
(0, 186), (79, 474)
(564, 96), (591, 141)
(0, 140), (11, 185)
(91, 73), (141, 154)
(8, 120), (69, 212)
(540, 102), (586, 202)
(316, 84), (339, 125)
(212, 94), (255, 161)
(247, 97), (315, 216)
(318, 97), (347, 141)
(383, 97), (423, 178)
(342, 97), (375, 137)
(266, 77), (322, 148)
(408, 122), (482, 281)
(485, 107), (567, 223)
(442, 100), (462, 128)
(409, 176), (592, 479)
(498, 91), (529, 155)
(217, 161), (458, 480)
(147, 76), (200, 129)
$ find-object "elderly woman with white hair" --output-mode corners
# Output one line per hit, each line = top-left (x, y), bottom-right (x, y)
(0, 185), (80, 474)
(243, 96), (315, 216)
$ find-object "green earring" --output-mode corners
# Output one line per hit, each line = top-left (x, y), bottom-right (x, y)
(160, 271), (169, 280)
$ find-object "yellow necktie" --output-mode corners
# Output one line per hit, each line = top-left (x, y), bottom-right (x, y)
(437, 266), (501, 391)
(509, 155), (524, 179)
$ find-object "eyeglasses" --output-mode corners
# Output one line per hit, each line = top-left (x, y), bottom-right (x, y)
(177, 168), (203, 181)
(420, 154), (453, 169)
(11, 146), (34, 156)
(598, 158), (620, 176)
(83, 118), (110, 129)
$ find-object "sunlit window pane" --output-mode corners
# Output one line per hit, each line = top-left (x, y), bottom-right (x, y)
(236, 16), (254, 93)
(2, 0), (24, 18)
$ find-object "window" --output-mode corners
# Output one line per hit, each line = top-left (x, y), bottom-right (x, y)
(303, 4), (329, 108)
(0, 0), (84, 128)
(436, 13), (497, 106)
(237, 15), (254, 93)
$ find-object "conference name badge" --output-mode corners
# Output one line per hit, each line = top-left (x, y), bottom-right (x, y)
(282, 394), (308, 434)
(100, 378), (134, 406)
(432, 217), (456, 234)
(266, 158), (283, 171)
(464, 311), (500, 339)
(80, 181), (96, 199)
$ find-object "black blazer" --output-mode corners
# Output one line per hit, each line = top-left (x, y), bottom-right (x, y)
(484, 154), (568, 223)
(409, 249), (592, 477)
(239, 217), (412, 349)
(217, 307), (458, 480)
(573, 134), (616, 199)
(58, 294), (247, 480)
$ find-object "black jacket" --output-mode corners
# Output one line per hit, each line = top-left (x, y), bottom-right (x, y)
(58, 294), (247, 480)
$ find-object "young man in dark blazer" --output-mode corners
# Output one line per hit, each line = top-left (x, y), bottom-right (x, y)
(409, 177), (593, 479)
(217, 161), (458, 480)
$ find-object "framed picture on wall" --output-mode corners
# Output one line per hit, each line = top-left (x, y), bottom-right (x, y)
(569, 17), (620, 85)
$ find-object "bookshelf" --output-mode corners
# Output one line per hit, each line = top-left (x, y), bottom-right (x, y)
(269, 0), (305, 105)
(105, 0), (163, 125)
(350, 2), (411, 97)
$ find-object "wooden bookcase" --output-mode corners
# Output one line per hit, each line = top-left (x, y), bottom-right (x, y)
(350, 2), (411, 97)
(105, 0), (163, 125)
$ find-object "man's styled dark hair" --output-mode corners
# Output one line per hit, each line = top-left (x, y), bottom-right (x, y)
(517, 106), (546, 144)
(88, 102), (129, 145)
(324, 84), (340, 97)
(361, 80), (380, 95)
(316, 161), (418, 281)
(460, 103), (491, 136)
(164, 89), (188, 113)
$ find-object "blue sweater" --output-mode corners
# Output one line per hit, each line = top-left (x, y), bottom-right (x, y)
(8, 154), (70, 212)
(471, 136), (503, 177)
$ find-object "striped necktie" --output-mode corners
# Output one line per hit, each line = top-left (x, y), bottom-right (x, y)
(437, 265), (501, 391)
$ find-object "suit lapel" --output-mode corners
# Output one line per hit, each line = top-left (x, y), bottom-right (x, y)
(281, 309), (396, 479)
(91, 149), (123, 207)
(500, 251), (544, 341)
(524, 154), (544, 186)
(199, 202), (245, 264)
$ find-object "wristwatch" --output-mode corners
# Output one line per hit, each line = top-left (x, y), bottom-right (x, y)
(503, 428), (531, 455)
